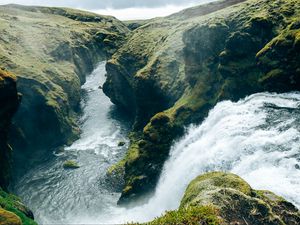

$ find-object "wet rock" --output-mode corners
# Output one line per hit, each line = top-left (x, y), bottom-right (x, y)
(63, 160), (80, 169)
(0, 4), (129, 175)
(0, 69), (19, 190)
(139, 172), (300, 225)
(180, 172), (300, 225)
(105, 0), (300, 204)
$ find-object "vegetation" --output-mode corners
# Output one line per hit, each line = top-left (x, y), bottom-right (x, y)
(136, 172), (300, 225)
(63, 160), (80, 169)
(130, 205), (222, 225)
(0, 4), (129, 174)
(103, 0), (300, 204)
(0, 188), (37, 225)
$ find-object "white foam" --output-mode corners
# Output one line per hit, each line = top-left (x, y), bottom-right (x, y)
(100, 92), (300, 224)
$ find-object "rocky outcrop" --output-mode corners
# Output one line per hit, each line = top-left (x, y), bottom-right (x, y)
(0, 69), (36, 225)
(103, 0), (300, 204)
(140, 172), (300, 225)
(0, 188), (37, 225)
(0, 69), (19, 190)
(0, 5), (129, 174)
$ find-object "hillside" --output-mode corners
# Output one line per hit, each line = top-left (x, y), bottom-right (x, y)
(0, 4), (129, 172)
(103, 0), (300, 204)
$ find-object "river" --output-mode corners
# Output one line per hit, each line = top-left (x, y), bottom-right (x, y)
(14, 62), (300, 224)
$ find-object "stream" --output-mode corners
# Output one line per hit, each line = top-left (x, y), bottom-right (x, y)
(13, 62), (300, 224)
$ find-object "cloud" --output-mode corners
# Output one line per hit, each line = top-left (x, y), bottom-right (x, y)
(94, 5), (193, 20)
(0, 0), (217, 20)
(0, 0), (211, 9)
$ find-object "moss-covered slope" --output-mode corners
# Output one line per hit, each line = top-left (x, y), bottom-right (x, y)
(103, 0), (300, 204)
(138, 172), (300, 225)
(0, 4), (129, 171)
(0, 188), (37, 225)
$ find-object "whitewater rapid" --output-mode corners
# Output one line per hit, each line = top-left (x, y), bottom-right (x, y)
(13, 62), (131, 224)
(104, 92), (300, 224)
(14, 62), (300, 224)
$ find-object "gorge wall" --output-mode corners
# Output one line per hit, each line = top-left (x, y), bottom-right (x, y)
(0, 69), (19, 190)
(0, 4), (129, 174)
(103, 0), (300, 204)
(0, 69), (37, 225)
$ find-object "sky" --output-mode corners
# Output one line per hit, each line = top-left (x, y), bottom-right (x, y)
(0, 0), (216, 20)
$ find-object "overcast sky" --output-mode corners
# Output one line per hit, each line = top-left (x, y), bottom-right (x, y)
(0, 0), (216, 20)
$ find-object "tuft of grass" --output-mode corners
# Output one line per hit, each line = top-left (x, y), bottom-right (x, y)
(128, 205), (223, 225)
(0, 188), (37, 225)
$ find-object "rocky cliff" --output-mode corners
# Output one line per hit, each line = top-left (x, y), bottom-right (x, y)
(103, 0), (300, 204)
(140, 172), (300, 225)
(0, 4), (129, 173)
(0, 69), (19, 190)
(0, 69), (36, 225)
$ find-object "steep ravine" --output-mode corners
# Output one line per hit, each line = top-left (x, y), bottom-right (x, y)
(103, 0), (300, 204)
(13, 62), (131, 224)
(0, 1), (299, 224)
(12, 66), (300, 225)
(0, 4), (129, 176)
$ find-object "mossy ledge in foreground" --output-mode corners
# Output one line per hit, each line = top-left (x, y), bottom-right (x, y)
(104, 0), (300, 204)
(0, 4), (129, 174)
(131, 172), (300, 225)
(0, 188), (37, 225)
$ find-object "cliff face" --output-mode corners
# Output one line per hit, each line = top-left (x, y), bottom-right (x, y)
(103, 0), (300, 204)
(0, 5), (129, 172)
(0, 69), (36, 225)
(141, 172), (300, 225)
(0, 69), (19, 190)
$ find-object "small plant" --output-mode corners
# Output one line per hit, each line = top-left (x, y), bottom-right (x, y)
(63, 160), (80, 169)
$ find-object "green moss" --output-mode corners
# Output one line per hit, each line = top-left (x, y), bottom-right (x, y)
(0, 189), (37, 225)
(0, 4), (129, 169)
(130, 205), (222, 225)
(0, 208), (22, 225)
(181, 172), (252, 208)
(104, 0), (300, 204)
(63, 160), (80, 169)
(178, 172), (300, 224)
(107, 134), (141, 176)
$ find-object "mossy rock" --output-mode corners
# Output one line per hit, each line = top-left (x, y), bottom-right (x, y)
(0, 4), (129, 175)
(179, 172), (300, 225)
(0, 208), (22, 225)
(0, 188), (37, 225)
(105, 0), (300, 204)
(63, 160), (80, 169)
(180, 172), (252, 208)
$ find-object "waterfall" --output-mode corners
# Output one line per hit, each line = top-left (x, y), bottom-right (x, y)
(14, 62), (300, 224)
(107, 92), (300, 224)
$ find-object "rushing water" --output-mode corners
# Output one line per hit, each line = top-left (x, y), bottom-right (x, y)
(13, 62), (131, 224)
(14, 62), (300, 225)
(105, 92), (300, 224)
